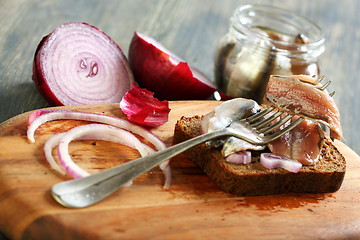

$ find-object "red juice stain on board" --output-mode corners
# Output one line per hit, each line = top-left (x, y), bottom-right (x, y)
(236, 193), (334, 211)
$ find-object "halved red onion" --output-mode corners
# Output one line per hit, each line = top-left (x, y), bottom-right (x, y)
(128, 32), (217, 100)
(33, 22), (133, 105)
(225, 151), (252, 164)
(27, 109), (172, 188)
(120, 83), (170, 127)
(260, 153), (302, 173)
(55, 124), (155, 178)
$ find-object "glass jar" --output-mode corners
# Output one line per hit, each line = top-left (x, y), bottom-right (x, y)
(214, 4), (325, 102)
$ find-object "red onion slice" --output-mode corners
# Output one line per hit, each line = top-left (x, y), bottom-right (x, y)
(33, 22), (133, 105)
(225, 151), (252, 164)
(44, 124), (155, 175)
(260, 153), (302, 173)
(27, 109), (166, 150)
(120, 83), (170, 127)
(44, 132), (67, 175)
(159, 161), (172, 189)
(128, 32), (217, 100)
(55, 124), (155, 178)
(27, 109), (172, 188)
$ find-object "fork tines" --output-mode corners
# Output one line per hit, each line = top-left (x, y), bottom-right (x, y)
(246, 106), (304, 137)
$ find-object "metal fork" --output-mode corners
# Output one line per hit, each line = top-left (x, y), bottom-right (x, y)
(51, 107), (304, 208)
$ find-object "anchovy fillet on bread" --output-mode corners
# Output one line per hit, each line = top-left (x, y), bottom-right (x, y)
(173, 116), (345, 196)
(173, 75), (345, 196)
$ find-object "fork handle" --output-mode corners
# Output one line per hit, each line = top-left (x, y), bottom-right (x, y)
(51, 128), (231, 208)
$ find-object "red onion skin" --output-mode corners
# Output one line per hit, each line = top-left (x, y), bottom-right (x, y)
(33, 22), (133, 106)
(166, 62), (215, 100)
(219, 92), (233, 101)
(32, 35), (62, 105)
(128, 33), (171, 99)
(128, 32), (217, 100)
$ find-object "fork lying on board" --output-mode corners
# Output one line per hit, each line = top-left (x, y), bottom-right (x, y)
(51, 106), (304, 208)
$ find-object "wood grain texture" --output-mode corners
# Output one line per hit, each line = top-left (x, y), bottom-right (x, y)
(0, 101), (360, 240)
(1, 0), (360, 238)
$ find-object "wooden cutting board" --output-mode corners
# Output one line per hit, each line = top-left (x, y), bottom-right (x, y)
(0, 101), (359, 240)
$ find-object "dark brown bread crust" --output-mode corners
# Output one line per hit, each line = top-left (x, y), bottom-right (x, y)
(173, 115), (346, 196)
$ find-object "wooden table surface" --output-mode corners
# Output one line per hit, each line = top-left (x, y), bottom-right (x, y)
(1, 0), (359, 239)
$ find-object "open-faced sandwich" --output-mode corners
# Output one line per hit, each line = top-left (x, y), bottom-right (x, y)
(173, 75), (345, 196)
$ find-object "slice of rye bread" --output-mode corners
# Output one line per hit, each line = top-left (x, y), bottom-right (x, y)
(173, 115), (346, 196)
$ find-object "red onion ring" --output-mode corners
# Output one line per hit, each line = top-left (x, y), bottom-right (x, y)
(54, 124), (154, 178)
(44, 132), (67, 175)
(28, 109), (172, 188)
(260, 153), (302, 173)
(33, 22), (133, 105)
(27, 109), (166, 150)
(44, 124), (155, 176)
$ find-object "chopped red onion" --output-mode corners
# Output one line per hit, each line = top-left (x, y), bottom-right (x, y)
(260, 153), (302, 173)
(225, 151), (252, 164)
(32, 22), (133, 105)
(120, 83), (170, 127)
